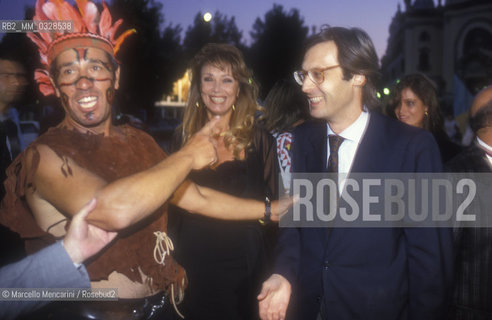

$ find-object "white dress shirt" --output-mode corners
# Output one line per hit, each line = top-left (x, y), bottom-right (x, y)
(326, 110), (369, 173)
(326, 110), (369, 192)
(476, 137), (492, 166)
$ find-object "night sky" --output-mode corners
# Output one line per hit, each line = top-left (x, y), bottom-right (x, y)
(0, 0), (420, 60)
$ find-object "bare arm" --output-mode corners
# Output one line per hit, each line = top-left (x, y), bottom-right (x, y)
(28, 118), (219, 231)
(170, 180), (291, 221)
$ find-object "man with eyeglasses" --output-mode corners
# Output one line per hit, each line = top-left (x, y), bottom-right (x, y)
(258, 26), (453, 320)
(0, 47), (29, 268)
(0, 50), (28, 177)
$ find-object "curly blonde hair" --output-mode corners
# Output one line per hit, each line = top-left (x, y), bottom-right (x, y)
(180, 43), (261, 159)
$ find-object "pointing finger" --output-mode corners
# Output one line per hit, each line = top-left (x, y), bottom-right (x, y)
(199, 116), (221, 135)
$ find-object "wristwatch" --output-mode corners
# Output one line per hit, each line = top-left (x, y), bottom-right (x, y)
(259, 196), (271, 224)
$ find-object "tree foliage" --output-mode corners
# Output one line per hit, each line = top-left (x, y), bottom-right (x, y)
(183, 11), (244, 62)
(110, 0), (185, 119)
(248, 4), (309, 98)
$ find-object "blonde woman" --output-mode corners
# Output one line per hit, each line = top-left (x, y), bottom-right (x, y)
(169, 43), (278, 320)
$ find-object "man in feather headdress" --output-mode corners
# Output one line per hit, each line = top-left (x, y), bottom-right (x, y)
(0, 0), (287, 318)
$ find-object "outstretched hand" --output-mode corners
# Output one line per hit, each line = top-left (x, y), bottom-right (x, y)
(258, 274), (292, 320)
(63, 199), (118, 264)
(179, 116), (220, 170)
(270, 195), (296, 222)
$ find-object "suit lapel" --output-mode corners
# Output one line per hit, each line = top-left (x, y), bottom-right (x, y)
(308, 124), (327, 172)
(350, 112), (383, 173)
(292, 121), (327, 173)
(317, 126), (327, 172)
(473, 145), (492, 172)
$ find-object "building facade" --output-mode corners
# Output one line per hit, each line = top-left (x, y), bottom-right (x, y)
(381, 0), (492, 113)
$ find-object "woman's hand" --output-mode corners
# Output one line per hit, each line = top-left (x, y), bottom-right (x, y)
(270, 196), (295, 222)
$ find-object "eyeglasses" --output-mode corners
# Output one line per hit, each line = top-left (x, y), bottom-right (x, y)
(293, 65), (340, 86)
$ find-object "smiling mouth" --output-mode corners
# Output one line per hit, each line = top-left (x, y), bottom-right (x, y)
(308, 96), (323, 104)
(78, 96), (98, 109)
(210, 96), (226, 103)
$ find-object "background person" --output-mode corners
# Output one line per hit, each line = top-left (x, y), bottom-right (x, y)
(262, 78), (310, 194)
(445, 85), (492, 320)
(0, 49), (29, 165)
(0, 47), (29, 268)
(169, 43), (279, 320)
(387, 73), (462, 163)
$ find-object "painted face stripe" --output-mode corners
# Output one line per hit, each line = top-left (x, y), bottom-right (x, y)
(102, 61), (113, 72)
(58, 76), (113, 87)
(74, 48), (88, 63)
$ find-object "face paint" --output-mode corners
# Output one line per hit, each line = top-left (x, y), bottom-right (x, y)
(106, 86), (115, 105)
(74, 48), (88, 64)
(102, 61), (114, 72)
(58, 76), (113, 88)
(55, 48), (114, 88)
(52, 47), (118, 132)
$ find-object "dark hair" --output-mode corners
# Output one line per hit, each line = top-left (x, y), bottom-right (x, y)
(305, 26), (381, 109)
(0, 42), (26, 65)
(262, 78), (310, 132)
(470, 101), (492, 134)
(0, 53), (23, 65)
(387, 73), (443, 133)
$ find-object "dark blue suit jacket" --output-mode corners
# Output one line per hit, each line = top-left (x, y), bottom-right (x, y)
(274, 112), (454, 320)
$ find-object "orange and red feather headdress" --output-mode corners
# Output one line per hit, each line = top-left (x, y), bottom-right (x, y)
(28, 0), (135, 96)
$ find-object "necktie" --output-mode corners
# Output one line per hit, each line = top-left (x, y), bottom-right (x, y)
(327, 134), (344, 173)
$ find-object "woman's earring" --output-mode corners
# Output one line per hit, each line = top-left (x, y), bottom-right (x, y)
(232, 104), (236, 111)
(196, 101), (200, 108)
(424, 110), (429, 116)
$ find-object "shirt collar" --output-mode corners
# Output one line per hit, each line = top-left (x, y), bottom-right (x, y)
(327, 109), (369, 145)
(477, 137), (492, 154)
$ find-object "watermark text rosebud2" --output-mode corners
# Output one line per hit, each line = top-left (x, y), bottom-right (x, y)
(280, 173), (489, 228)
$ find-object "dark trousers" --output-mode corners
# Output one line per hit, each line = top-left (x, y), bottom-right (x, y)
(18, 292), (179, 320)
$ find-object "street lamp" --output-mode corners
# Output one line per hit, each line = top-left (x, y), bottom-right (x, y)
(203, 12), (212, 22)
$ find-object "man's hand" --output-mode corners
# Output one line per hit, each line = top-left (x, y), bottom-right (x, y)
(63, 199), (117, 264)
(258, 274), (292, 320)
(179, 116), (220, 170)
